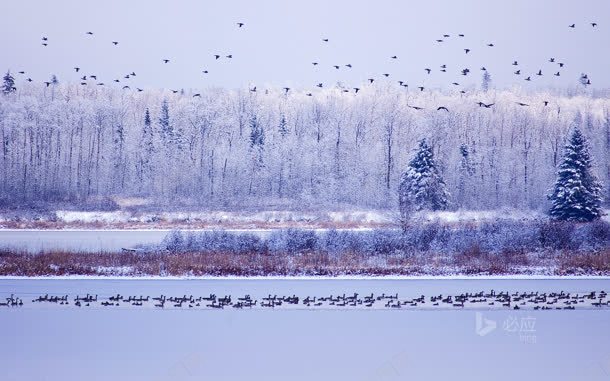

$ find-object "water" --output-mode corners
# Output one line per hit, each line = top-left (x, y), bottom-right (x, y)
(1, 278), (609, 381)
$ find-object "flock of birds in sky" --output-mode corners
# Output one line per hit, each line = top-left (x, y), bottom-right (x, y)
(9, 20), (601, 112)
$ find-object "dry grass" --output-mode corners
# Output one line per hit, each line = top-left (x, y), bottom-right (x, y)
(1, 246), (609, 277)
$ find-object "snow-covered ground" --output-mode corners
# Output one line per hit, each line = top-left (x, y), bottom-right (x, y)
(1, 278), (609, 381)
(0, 208), (554, 230)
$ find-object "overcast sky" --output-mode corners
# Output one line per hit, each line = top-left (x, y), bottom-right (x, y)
(2, 0), (609, 91)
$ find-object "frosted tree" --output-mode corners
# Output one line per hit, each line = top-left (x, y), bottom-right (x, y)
(158, 100), (172, 144)
(456, 144), (476, 208)
(398, 139), (449, 221)
(137, 108), (154, 191)
(481, 70), (491, 92)
(548, 128), (603, 221)
(278, 113), (289, 137)
(2, 71), (15, 94)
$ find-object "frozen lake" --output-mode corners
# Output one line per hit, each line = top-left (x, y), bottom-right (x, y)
(1, 278), (610, 381)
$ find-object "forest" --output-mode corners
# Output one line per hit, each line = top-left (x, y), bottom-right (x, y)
(1, 80), (609, 212)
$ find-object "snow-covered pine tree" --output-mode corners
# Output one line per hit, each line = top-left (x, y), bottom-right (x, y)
(548, 127), (603, 221)
(457, 143), (476, 207)
(278, 113), (289, 137)
(482, 70), (491, 92)
(2, 70), (15, 94)
(158, 99), (172, 144)
(398, 139), (449, 221)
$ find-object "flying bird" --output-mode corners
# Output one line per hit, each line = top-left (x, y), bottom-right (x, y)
(112, 41), (119, 45)
(591, 22), (597, 27)
(237, 22), (245, 27)
(549, 57), (555, 63)
(312, 62), (319, 66)
(409, 105), (424, 110)
(353, 88), (360, 93)
(569, 24), (575, 28)
(458, 34), (465, 37)
(382, 73), (390, 77)
(390, 56), (397, 59)
(516, 102), (529, 106)
(193, 93), (201, 97)
(226, 54), (233, 58)
(86, 31), (94, 35)
(417, 86), (424, 91)
(44, 81), (51, 87)
(368, 78), (374, 83)
(544, 101), (549, 106)
(214, 55), (220, 59)
(316, 83), (323, 88)
(437, 106), (449, 111)
(487, 43), (494, 47)
(74, 67), (80, 72)
(306, 93), (312, 96)
(554, 72), (560, 76)
(536, 70), (543, 76)
(42, 37), (48, 41)
(283, 87), (290, 95)
(464, 49), (470, 54)
(322, 38), (329, 42)
(345, 64), (352, 68)
(425, 68), (431, 74)
(514, 70), (521, 75)
(26, 78), (32, 82)
(512, 61), (518, 66)
(333, 65), (340, 69)
(525, 76), (531, 81)
(163, 59), (170, 63)
(202, 70), (209, 74)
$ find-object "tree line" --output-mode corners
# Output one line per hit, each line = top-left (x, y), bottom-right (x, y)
(1, 79), (609, 212)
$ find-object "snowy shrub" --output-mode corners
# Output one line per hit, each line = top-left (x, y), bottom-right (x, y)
(268, 229), (319, 253)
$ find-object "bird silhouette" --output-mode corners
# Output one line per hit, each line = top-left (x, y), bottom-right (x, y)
(86, 31), (94, 35)
(214, 55), (220, 59)
(226, 54), (233, 58)
(345, 64), (352, 68)
(163, 59), (170, 63)
(250, 86), (257, 92)
(237, 22), (245, 27)
(516, 102), (529, 106)
(554, 72), (560, 76)
(409, 105), (424, 110)
(536, 70), (542, 76)
(437, 106), (449, 111)
(390, 56), (397, 59)
(193, 93), (201, 97)
(333, 65), (340, 69)
(549, 57), (555, 63)
(558, 62), (564, 67)
(480, 66), (487, 71)
(137, 88), (143, 92)
(368, 78), (374, 83)
(382, 73), (390, 77)
(322, 38), (329, 42)
(443, 34), (450, 37)
(458, 34), (465, 37)
(525, 76), (531, 81)
(42, 43), (48, 47)
(90, 75), (97, 80)
(425, 68), (431, 74)
(569, 24), (575, 28)
(283, 87), (290, 95)
(26, 78), (32, 82)
(74, 67), (80, 72)
(130, 72), (136, 76)
(436, 39), (444, 43)
(487, 43), (494, 47)
(42, 37), (48, 41)
(317, 83), (323, 88)
(202, 70), (209, 74)
(353, 87), (360, 93)
(44, 81), (51, 87)
(112, 41), (119, 45)
(312, 62), (319, 66)
(171, 90), (179, 94)
(512, 61), (518, 66)
(122, 85), (130, 89)
(543, 101), (549, 106)
(452, 82), (460, 86)
(464, 49), (470, 54)
(306, 93), (312, 96)
(417, 86), (424, 91)
(514, 70), (521, 75)
(591, 22), (598, 27)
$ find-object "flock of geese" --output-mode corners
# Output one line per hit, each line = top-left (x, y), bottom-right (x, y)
(8, 20), (601, 111)
(1, 289), (608, 310)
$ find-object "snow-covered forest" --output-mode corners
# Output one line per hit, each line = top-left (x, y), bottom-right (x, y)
(1, 82), (609, 211)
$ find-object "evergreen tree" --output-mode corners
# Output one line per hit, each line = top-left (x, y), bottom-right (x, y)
(457, 143), (476, 207)
(481, 70), (491, 92)
(158, 100), (172, 144)
(249, 114), (265, 147)
(2, 70), (15, 95)
(548, 128), (603, 221)
(278, 113), (289, 137)
(398, 139), (449, 220)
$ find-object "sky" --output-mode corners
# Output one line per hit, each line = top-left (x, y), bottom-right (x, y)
(2, 0), (609, 91)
